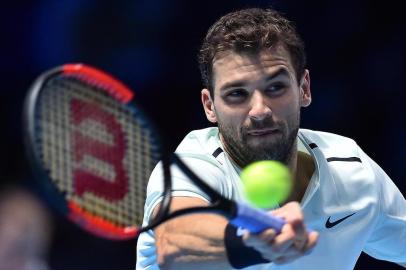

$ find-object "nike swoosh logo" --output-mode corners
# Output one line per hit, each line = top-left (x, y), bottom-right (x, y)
(325, 213), (356, 228)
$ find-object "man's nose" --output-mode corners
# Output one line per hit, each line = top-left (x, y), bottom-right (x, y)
(248, 91), (272, 121)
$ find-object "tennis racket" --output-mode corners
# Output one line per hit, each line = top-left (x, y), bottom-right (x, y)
(23, 63), (286, 240)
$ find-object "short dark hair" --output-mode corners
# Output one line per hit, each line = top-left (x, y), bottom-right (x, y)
(198, 7), (306, 97)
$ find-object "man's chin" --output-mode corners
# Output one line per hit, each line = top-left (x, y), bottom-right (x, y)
(245, 143), (286, 160)
(246, 138), (283, 150)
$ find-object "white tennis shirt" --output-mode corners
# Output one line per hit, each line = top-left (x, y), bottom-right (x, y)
(136, 127), (406, 269)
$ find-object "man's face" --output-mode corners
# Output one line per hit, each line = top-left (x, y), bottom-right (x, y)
(201, 47), (311, 167)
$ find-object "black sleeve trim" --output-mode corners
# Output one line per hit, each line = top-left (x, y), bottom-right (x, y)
(326, 157), (362, 163)
(212, 147), (223, 158)
(308, 143), (318, 149)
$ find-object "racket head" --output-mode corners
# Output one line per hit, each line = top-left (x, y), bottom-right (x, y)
(23, 63), (170, 240)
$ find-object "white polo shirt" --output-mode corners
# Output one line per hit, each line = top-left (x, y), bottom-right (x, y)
(136, 127), (406, 269)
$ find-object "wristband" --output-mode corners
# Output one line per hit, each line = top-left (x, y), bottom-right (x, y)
(224, 223), (270, 269)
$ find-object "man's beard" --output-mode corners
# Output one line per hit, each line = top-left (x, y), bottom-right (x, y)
(218, 115), (299, 167)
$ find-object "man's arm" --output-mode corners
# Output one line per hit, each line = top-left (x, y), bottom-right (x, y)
(154, 197), (318, 270)
(154, 197), (231, 270)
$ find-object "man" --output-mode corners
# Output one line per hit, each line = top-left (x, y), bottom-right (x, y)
(137, 7), (406, 270)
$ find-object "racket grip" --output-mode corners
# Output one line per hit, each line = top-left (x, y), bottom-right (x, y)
(229, 202), (285, 234)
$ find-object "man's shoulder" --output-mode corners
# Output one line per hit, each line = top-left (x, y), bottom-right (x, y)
(299, 128), (356, 145)
(299, 129), (382, 203)
(175, 127), (221, 156)
(299, 128), (359, 157)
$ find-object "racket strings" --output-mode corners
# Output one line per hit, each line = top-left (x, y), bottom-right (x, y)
(37, 75), (159, 228)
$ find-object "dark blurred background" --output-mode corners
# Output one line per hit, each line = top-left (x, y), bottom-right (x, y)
(0, 0), (405, 269)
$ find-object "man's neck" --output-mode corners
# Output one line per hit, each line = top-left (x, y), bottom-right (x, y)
(286, 151), (315, 203)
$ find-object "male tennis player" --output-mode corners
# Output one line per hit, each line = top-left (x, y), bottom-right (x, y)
(137, 7), (406, 269)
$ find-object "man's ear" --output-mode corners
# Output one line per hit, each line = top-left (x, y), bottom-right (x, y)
(300, 69), (312, 107)
(201, 88), (217, 123)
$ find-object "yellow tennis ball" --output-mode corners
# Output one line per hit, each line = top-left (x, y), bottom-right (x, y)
(240, 160), (292, 209)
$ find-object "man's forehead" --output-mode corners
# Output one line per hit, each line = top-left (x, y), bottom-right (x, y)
(213, 46), (292, 66)
(212, 46), (295, 85)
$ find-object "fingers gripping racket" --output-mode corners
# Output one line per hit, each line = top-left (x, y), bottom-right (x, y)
(24, 63), (286, 240)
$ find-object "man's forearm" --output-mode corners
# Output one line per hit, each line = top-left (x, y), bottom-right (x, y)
(154, 197), (233, 270)
(155, 217), (232, 270)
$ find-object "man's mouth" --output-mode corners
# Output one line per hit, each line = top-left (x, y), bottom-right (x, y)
(247, 128), (279, 136)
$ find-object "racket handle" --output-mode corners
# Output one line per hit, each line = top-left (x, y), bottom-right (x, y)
(229, 202), (285, 234)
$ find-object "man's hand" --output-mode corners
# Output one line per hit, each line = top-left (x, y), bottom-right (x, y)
(242, 202), (318, 264)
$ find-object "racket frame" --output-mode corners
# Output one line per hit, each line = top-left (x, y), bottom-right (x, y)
(23, 64), (172, 239)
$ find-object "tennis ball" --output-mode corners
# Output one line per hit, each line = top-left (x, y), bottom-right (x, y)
(240, 160), (292, 209)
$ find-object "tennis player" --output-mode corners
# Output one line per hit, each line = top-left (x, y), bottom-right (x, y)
(137, 7), (406, 269)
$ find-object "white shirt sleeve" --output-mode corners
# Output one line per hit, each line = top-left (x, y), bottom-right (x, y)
(360, 147), (406, 265)
(137, 155), (226, 270)
(143, 155), (225, 224)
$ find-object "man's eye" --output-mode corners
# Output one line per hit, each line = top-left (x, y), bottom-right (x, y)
(266, 84), (286, 95)
(223, 89), (249, 103)
(227, 89), (247, 98)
